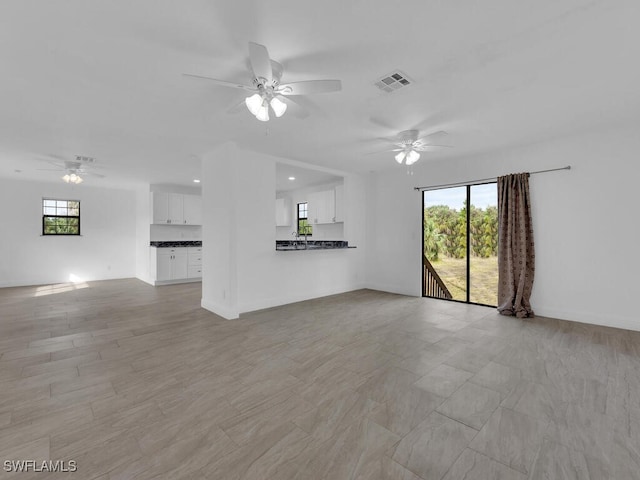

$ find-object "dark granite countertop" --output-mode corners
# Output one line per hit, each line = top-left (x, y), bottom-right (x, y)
(275, 240), (355, 251)
(150, 241), (202, 247)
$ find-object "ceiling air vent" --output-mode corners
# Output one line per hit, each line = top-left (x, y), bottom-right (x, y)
(374, 71), (413, 93)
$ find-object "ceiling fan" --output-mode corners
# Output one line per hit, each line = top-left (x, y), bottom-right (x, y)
(37, 155), (105, 184)
(371, 128), (453, 166)
(184, 42), (342, 121)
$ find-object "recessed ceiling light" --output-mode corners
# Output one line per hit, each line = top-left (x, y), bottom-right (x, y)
(288, 176), (295, 181)
(193, 179), (201, 183)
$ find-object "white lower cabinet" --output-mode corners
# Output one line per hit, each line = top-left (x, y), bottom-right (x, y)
(187, 247), (202, 279)
(151, 247), (201, 284)
(156, 252), (173, 281)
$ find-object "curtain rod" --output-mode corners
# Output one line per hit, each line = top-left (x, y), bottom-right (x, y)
(413, 165), (571, 191)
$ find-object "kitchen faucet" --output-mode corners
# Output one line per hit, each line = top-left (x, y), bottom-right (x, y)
(291, 230), (308, 248)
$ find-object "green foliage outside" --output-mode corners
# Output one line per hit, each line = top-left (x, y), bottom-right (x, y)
(423, 202), (498, 261)
(44, 216), (79, 235)
(424, 202), (498, 305)
(297, 219), (312, 236)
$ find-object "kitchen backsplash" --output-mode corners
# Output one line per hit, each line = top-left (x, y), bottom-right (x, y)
(276, 222), (343, 241)
(150, 224), (202, 241)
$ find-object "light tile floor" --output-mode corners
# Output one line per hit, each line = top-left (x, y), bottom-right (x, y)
(0, 279), (639, 479)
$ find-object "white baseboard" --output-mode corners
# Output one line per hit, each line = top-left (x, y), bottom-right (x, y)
(201, 298), (239, 320)
(238, 283), (368, 315)
(535, 307), (640, 333)
(152, 278), (201, 286)
(364, 282), (420, 297)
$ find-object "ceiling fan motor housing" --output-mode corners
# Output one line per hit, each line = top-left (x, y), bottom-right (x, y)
(398, 130), (419, 146)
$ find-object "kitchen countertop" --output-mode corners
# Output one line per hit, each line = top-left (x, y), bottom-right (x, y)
(150, 241), (202, 247)
(275, 240), (355, 251)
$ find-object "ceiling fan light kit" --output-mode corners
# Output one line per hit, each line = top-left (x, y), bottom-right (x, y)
(37, 155), (105, 184)
(395, 149), (421, 165)
(62, 173), (83, 184)
(184, 42), (341, 122)
(269, 97), (287, 117)
(245, 93), (264, 116)
(374, 129), (452, 167)
(255, 103), (270, 122)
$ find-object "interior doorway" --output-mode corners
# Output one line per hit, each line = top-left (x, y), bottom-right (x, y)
(422, 183), (498, 307)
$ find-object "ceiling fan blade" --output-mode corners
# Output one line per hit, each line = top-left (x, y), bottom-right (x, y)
(227, 98), (247, 114)
(85, 172), (106, 178)
(40, 153), (67, 161)
(418, 131), (448, 142)
(37, 168), (63, 171)
(182, 74), (255, 91)
(248, 42), (273, 84)
(366, 148), (403, 155)
(374, 136), (402, 145)
(416, 144), (454, 149)
(280, 96), (310, 119)
(278, 79), (342, 96)
(369, 116), (397, 131)
(42, 160), (66, 168)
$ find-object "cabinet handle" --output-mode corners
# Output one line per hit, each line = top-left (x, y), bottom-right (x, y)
(184, 220), (187, 224)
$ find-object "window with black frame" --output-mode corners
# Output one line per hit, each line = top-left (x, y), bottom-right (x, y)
(43, 199), (80, 235)
(297, 202), (312, 236)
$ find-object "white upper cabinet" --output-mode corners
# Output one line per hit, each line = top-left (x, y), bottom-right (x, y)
(308, 186), (343, 224)
(183, 194), (202, 225)
(151, 192), (202, 225)
(168, 193), (184, 224)
(275, 197), (291, 226)
(152, 192), (170, 224)
(334, 184), (344, 223)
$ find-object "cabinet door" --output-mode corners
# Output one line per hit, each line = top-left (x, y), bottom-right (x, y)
(156, 254), (172, 280)
(183, 194), (202, 225)
(171, 251), (189, 279)
(168, 194), (184, 224)
(307, 192), (321, 224)
(323, 189), (336, 223)
(275, 198), (291, 226)
(308, 190), (336, 224)
(152, 192), (170, 224)
(334, 185), (344, 223)
(187, 265), (202, 278)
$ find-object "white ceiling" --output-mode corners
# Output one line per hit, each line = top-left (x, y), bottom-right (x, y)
(1, 0), (639, 189)
(275, 163), (342, 193)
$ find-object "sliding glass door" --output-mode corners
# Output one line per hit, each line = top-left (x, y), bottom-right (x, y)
(422, 183), (498, 306)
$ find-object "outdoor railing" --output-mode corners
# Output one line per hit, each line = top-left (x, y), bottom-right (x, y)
(423, 255), (452, 299)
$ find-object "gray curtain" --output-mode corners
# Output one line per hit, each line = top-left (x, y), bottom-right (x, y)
(497, 173), (535, 318)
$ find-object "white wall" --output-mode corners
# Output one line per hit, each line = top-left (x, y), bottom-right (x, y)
(201, 143), (366, 319)
(366, 123), (640, 331)
(0, 178), (136, 287)
(201, 143), (239, 319)
(135, 186), (151, 284)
